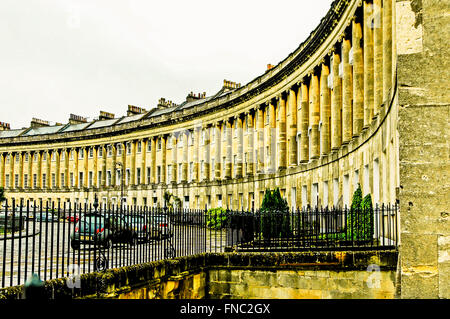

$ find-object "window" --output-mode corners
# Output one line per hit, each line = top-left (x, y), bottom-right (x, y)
(89, 148), (93, 158)
(33, 154), (37, 162)
(107, 170), (111, 186)
(178, 137), (184, 148)
(43, 153), (47, 161)
(354, 169), (359, 189)
(343, 174), (350, 208)
(61, 173), (65, 187)
(70, 151), (74, 160)
(98, 171), (102, 186)
(126, 143), (131, 155)
(201, 130), (205, 145)
(312, 183), (319, 208)
(333, 178), (339, 207)
(98, 147), (103, 158)
(189, 133), (194, 146)
(24, 174), (28, 188)
(16, 154), (19, 163)
(157, 139), (162, 151)
(178, 163), (182, 181)
(157, 166), (161, 183)
(364, 164), (370, 196)
(42, 174), (46, 188)
(79, 172), (83, 187)
(5, 175), (9, 188)
(137, 141), (142, 153)
(52, 173), (56, 188)
(117, 144), (122, 156)
(79, 150), (84, 159)
(147, 142), (152, 152)
(24, 153), (29, 162)
(147, 167), (151, 184)
(323, 181), (329, 208)
(33, 174), (37, 188)
(70, 173), (74, 187)
(60, 152), (65, 161)
(88, 171), (93, 188)
(167, 165), (172, 182)
(373, 159), (380, 205)
(126, 169), (131, 185)
(15, 174), (19, 188)
(189, 162), (193, 182)
(108, 145), (112, 157)
(301, 185), (308, 208)
(136, 168), (141, 185)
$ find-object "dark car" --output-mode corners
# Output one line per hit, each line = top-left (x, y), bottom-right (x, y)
(150, 215), (173, 239)
(70, 214), (137, 250)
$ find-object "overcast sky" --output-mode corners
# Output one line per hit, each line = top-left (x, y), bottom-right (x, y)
(0, 0), (333, 130)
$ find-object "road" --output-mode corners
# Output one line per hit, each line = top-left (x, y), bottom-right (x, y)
(0, 219), (228, 288)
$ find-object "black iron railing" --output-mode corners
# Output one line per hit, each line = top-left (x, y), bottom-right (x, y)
(0, 199), (397, 288)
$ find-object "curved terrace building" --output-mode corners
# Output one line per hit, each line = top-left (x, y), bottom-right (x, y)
(0, 0), (401, 210)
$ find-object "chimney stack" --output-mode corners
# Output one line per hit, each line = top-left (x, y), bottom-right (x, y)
(267, 64), (274, 71)
(69, 114), (88, 124)
(99, 111), (115, 120)
(127, 105), (146, 116)
(30, 118), (50, 128)
(223, 79), (241, 91)
(0, 122), (10, 131)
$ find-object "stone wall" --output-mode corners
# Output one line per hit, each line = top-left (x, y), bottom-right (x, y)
(0, 251), (399, 300)
(396, 0), (450, 299)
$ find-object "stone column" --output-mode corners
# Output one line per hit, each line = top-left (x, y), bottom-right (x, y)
(383, 0), (392, 102)
(342, 36), (353, 144)
(257, 105), (265, 173)
(225, 118), (232, 179)
(214, 121), (222, 180)
(373, 0), (383, 116)
(55, 150), (61, 189)
(320, 62), (331, 156)
(171, 134), (178, 183)
(141, 139), (147, 185)
(47, 151), (52, 188)
(246, 111), (254, 175)
(288, 87), (298, 167)
(0, 153), (4, 188)
(161, 135), (167, 184)
(364, 0), (375, 127)
(18, 152), (23, 188)
(300, 81), (309, 163)
(182, 132), (188, 182)
(204, 126), (211, 181)
(37, 151), (42, 189)
(331, 51), (342, 150)
(310, 71), (320, 159)
(131, 140), (137, 186)
(352, 19), (364, 136)
(93, 147), (98, 188)
(277, 94), (287, 170)
(268, 100), (276, 172)
(121, 143), (127, 186)
(101, 145), (106, 187)
(9, 153), (14, 189)
(27, 152), (33, 189)
(65, 149), (70, 188)
(193, 127), (200, 182)
(236, 116), (243, 178)
(151, 137), (156, 184)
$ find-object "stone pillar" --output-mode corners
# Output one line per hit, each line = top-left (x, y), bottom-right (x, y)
(246, 111), (254, 175)
(131, 140), (137, 186)
(342, 36), (353, 144)
(214, 121), (222, 180)
(320, 62), (331, 156)
(236, 116), (243, 178)
(141, 139), (147, 185)
(310, 71), (320, 159)
(93, 147), (98, 188)
(225, 119), (232, 179)
(18, 152), (23, 188)
(257, 105), (265, 173)
(151, 137), (156, 184)
(161, 135), (167, 184)
(101, 145), (106, 187)
(182, 132), (188, 182)
(383, 0), (392, 102)
(84, 148), (89, 188)
(193, 127), (200, 182)
(288, 87), (298, 167)
(204, 126), (211, 181)
(300, 81), (309, 163)
(55, 150), (60, 189)
(364, 1), (375, 127)
(0, 153), (4, 188)
(277, 94), (287, 170)
(37, 151), (42, 189)
(268, 100), (276, 172)
(373, 0), (383, 116)
(27, 152), (33, 189)
(64, 149), (70, 188)
(9, 153), (15, 189)
(47, 151), (52, 189)
(171, 135), (177, 183)
(352, 19), (364, 136)
(331, 51), (342, 150)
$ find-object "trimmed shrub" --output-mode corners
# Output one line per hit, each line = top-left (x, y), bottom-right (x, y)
(346, 184), (374, 241)
(206, 207), (228, 230)
(260, 188), (291, 239)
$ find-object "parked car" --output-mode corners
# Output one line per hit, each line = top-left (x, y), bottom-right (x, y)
(70, 213), (138, 250)
(34, 212), (58, 222)
(66, 214), (81, 223)
(150, 215), (173, 239)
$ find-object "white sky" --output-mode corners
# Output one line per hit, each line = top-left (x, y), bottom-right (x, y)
(0, 0), (333, 130)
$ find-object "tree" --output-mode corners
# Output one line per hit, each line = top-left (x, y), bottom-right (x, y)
(260, 188), (291, 239)
(346, 184), (374, 241)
